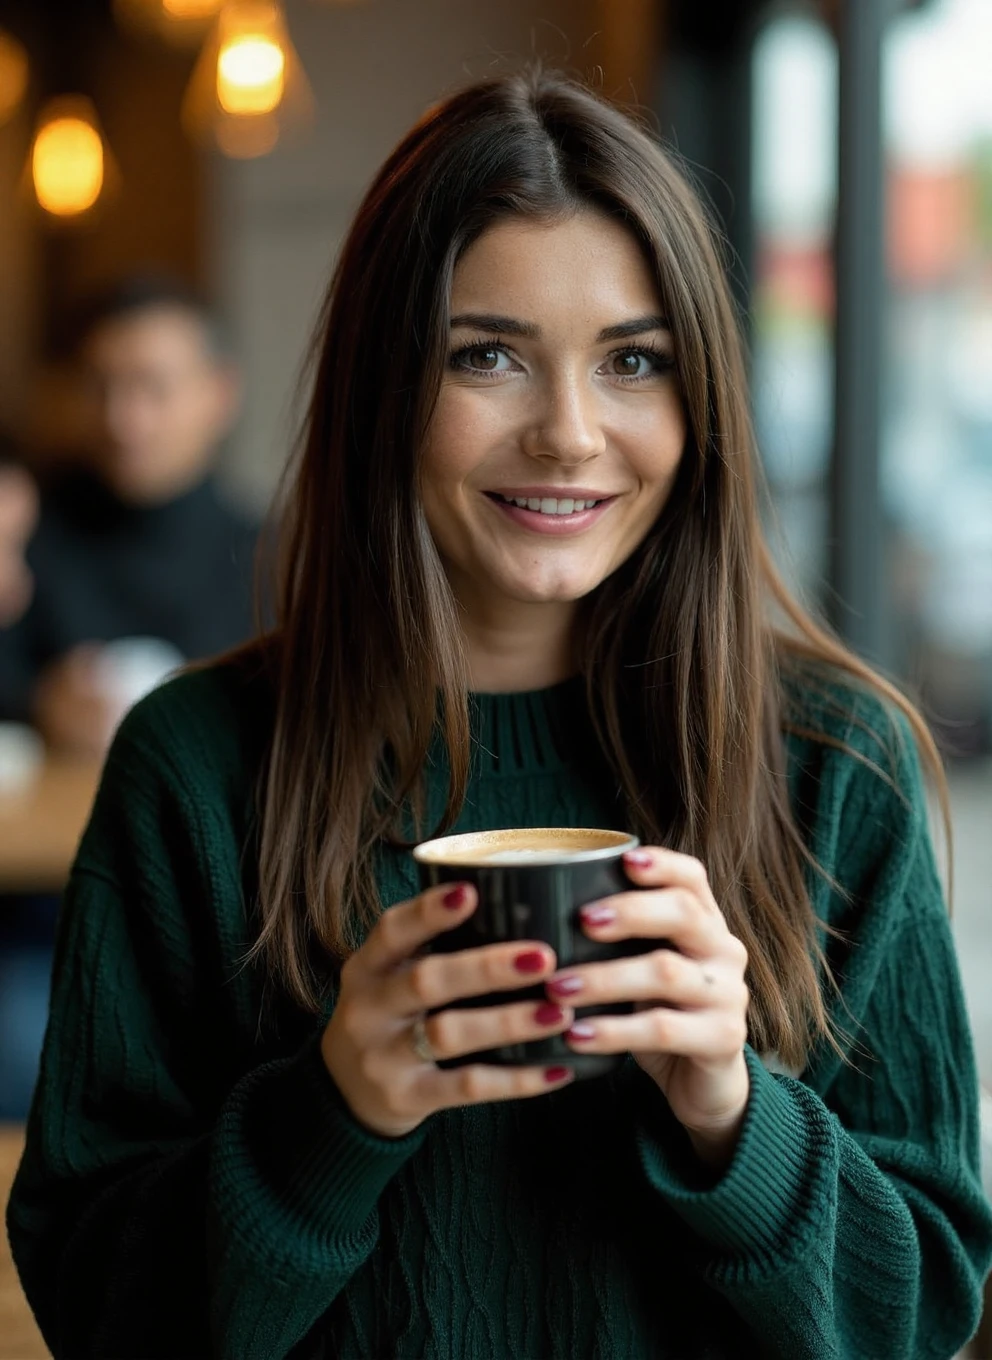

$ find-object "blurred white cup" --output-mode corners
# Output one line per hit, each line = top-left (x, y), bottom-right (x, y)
(0, 721), (44, 795)
(92, 637), (185, 723)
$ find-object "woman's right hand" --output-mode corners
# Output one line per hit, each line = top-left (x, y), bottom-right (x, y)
(320, 882), (576, 1138)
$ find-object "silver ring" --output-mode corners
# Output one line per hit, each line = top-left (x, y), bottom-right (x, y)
(411, 1016), (435, 1064)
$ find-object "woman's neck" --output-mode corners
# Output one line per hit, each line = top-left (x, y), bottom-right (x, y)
(455, 592), (579, 693)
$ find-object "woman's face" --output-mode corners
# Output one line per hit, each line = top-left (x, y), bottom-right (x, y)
(421, 210), (686, 613)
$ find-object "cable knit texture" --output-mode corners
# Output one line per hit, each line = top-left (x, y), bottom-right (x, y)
(6, 656), (992, 1359)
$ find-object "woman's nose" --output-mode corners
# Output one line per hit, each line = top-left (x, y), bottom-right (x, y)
(521, 374), (606, 465)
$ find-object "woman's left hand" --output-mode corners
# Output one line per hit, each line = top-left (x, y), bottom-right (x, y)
(546, 846), (751, 1169)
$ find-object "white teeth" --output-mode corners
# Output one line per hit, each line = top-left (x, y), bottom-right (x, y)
(497, 494), (600, 515)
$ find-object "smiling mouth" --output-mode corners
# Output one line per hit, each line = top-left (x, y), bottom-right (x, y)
(486, 492), (609, 516)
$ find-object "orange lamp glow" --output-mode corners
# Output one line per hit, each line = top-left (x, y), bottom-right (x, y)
(217, 31), (286, 115)
(183, 1), (311, 159)
(0, 30), (29, 125)
(162, 0), (224, 18)
(31, 100), (106, 217)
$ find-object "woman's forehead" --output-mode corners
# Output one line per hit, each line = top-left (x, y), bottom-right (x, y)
(449, 211), (665, 330)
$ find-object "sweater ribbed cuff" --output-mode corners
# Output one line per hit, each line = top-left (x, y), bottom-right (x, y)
(633, 1047), (835, 1271)
(213, 1034), (428, 1257)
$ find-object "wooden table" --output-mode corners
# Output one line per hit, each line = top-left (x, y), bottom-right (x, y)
(0, 760), (101, 893)
(0, 764), (98, 1359)
(0, 1125), (50, 1359)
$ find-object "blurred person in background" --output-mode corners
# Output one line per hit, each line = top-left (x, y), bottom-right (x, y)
(0, 275), (258, 759)
(0, 444), (38, 628)
(0, 278), (258, 1122)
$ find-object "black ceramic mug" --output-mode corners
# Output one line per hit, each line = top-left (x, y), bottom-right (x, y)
(413, 826), (657, 1080)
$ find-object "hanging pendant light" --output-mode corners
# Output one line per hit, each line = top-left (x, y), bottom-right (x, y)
(30, 96), (112, 219)
(183, 1), (312, 159)
(0, 29), (29, 126)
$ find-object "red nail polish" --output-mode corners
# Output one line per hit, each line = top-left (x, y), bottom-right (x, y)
(544, 1066), (572, 1084)
(547, 974), (583, 997)
(534, 1002), (565, 1026)
(514, 949), (547, 974)
(567, 1022), (596, 1042)
(442, 883), (470, 910)
(624, 850), (652, 868)
(580, 904), (616, 928)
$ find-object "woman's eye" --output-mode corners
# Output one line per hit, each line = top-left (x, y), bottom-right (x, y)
(453, 345), (513, 374)
(603, 349), (670, 380)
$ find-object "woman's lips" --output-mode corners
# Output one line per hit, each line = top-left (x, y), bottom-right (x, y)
(484, 491), (616, 535)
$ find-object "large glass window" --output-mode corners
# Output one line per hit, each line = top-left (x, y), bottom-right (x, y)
(750, 13), (837, 610)
(884, 0), (992, 758)
(884, 0), (992, 1088)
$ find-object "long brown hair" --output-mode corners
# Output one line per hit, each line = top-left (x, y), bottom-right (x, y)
(255, 68), (945, 1072)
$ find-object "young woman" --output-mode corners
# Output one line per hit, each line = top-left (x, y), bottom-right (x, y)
(8, 69), (992, 1359)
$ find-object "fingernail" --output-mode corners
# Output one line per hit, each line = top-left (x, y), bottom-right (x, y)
(623, 850), (652, 868)
(544, 1066), (572, 1084)
(567, 1022), (596, 1042)
(580, 904), (616, 928)
(513, 949), (548, 974)
(547, 974), (583, 998)
(442, 883), (470, 910)
(534, 1002), (565, 1026)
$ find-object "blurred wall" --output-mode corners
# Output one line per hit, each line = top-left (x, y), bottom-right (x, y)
(0, 102), (40, 439)
(210, 0), (632, 511)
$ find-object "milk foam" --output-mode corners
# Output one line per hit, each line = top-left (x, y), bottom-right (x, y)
(476, 847), (588, 864)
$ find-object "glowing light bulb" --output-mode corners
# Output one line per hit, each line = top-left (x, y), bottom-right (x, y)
(217, 33), (286, 115)
(0, 30), (29, 125)
(32, 114), (105, 217)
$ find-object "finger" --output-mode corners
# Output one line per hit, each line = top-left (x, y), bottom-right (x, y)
(417, 998), (574, 1062)
(546, 947), (739, 1006)
(361, 882), (479, 973)
(565, 1006), (748, 1060)
(622, 847), (718, 906)
(421, 1061), (574, 1111)
(390, 940), (558, 1015)
(577, 888), (729, 959)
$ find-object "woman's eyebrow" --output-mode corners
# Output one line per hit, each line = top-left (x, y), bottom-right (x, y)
(596, 316), (670, 342)
(448, 312), (670, 342)
(449, 312), (539, 338)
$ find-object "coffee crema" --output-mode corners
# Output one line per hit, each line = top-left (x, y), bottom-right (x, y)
(413, 826), (638, 867)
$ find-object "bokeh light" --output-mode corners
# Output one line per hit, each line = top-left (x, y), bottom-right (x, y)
(31, 104), (105, 217)
(217, 33), (287, 116)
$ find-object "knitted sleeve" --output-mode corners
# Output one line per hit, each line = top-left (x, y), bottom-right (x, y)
(627, 701), (992, 1358)
(5, 697), (426, 1360)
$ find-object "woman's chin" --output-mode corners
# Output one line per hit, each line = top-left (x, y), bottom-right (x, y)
(496, 574), (603, 606)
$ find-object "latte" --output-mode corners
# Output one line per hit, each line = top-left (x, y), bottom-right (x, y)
(413, 826), (637, 867)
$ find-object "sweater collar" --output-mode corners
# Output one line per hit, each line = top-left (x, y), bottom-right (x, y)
(466, 675), (587, 776)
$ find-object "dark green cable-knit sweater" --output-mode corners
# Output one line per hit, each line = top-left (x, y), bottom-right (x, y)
(7, 656), (992, 1359)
